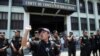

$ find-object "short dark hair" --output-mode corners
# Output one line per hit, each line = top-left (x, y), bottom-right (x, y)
(38, 28), (50, 34)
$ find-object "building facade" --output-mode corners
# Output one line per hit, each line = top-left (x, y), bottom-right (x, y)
(0, 0), (100, 39)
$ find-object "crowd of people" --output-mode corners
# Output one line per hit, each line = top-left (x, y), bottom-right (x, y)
(0, 27), (100, 56)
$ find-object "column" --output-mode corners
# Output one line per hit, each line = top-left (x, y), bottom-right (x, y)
(76, 0), (82, 36)
(7, 0), (12, 39)
(92, 0), (99, 30)
(85, 0), (90, 36)
(23, 12), (30, 33)
(66, 16), (71, 36)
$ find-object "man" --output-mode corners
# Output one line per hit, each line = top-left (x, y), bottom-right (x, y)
(31, 30), (40, 41)
(11, 30), (23, 56)
(80, 31), (91, 56)
(90, 33), (97, 56)
(95, 30), (100, 56)
(67, 32), (76, 56)
(23, 27), (58, 56)
(53, 30), (61, 56)
(0, 32), (9, 56)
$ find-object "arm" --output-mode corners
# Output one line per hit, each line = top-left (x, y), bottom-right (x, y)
(10, 42), (17, 52)
(21, 25), (32, 48)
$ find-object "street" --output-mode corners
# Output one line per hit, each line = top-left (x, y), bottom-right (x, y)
(24, 50), (99, 56)
(24, 51), (80, 56)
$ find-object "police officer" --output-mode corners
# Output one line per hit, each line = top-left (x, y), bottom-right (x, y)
(23, 27), (59, 56)
(32, 30), (40, 41)
(80, 31), (91, 56)
(0, 32), (9, 56)
(67, 32), (76, 56)
(95, 30), (100, 56)
(90, 33), (97, 56)
(53, 30), (61, 56)
(11, 30), (23, 56)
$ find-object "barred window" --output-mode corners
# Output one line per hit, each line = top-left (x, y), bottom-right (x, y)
(81, 18), (87, 30)
(71, 17), (79, 30)
(80, 0), (86, 13)
(69, 0), (76, 5)
(88, 1), (94, 14)
(11, 13), (23, 29)
(90, 19), (95, 31)
(0, 0), (8, 5)
(99, 20), (100, 29)
(97, 3), (100, 15)
(0, 12), (8, 29)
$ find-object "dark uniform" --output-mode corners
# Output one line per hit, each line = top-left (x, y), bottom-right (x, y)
(30, 40), (56, 56)
(95, 34), (100, 56)
(11, 36), (23, 56)
(67, 36), (76, 56)
(90, 35), (97, 56)
(80, 36), (91, 56)
(53, 37), (61, 56)
(0, 34), (9, 56)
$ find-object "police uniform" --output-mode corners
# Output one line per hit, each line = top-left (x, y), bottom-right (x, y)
(90, 35), (97, 56)
(80, 36), (91, 56)
(30, 40), (55, 56)
(0, 34), (9, 56)
(29, 28), (59, 56)
(53, 37), (61, 56)
(95, 34), (100, 56)
(11, 36), (23, 56)
(67, 36), (76, 56)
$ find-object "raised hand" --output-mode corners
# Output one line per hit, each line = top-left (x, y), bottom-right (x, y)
(25, 25), (32, 31)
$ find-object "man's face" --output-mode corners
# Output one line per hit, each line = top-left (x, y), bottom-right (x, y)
(0, 35), (2, 39)
(83, 32), (88, 36)
(15, 32), (20, 37)
(54, 31), (58, 37)
(34, 32), (39, 37)
(40, 31), (49, 40)
(97, 31), (100, 35)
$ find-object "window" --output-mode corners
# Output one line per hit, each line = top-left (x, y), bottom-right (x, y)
(81, 18), (87, 30)
(71, 17), (79, 30)
(79, 0), (86, 13)
(90, 19), (95, 31)
(88, 1), (94, 14)
(12, 0), (22, 6)
(0, 12), (8, 29)
(69, 0), (76, 5)
(97, 3), (100, 15)
(56, 0), (65, 3)
(0, 0), (8, 5)
(11, 13), (23, 29)
(45, 0), (54, 2)
(99, 20), (100, 29)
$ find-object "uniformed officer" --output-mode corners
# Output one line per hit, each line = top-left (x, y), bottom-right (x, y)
(53, 30), (61, 56)
(95, 30), (100, 56)
(0, 32), (9, 56)
(11, 30), (23, 56)
(90, 33), (97, 56)
(23, 27), (59, 56)
(31, 30), (40, 41)
(67, 32), (76, 56)
(80, 31), (91, 56)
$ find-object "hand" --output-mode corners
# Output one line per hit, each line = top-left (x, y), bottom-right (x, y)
(25, 25), (32, 31)
(0, 49), (4, 52)
(18, 49), (22, 54)
(13, 48), (17, 52)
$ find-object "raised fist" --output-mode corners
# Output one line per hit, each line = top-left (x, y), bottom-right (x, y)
(25, 25), (32, 31)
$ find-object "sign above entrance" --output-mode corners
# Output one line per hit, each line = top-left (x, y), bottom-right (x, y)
(23, 0), (76, 11)
(23, 0), (76, 15)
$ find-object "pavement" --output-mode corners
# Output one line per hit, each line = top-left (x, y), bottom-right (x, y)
(24, 50), (100, 56)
